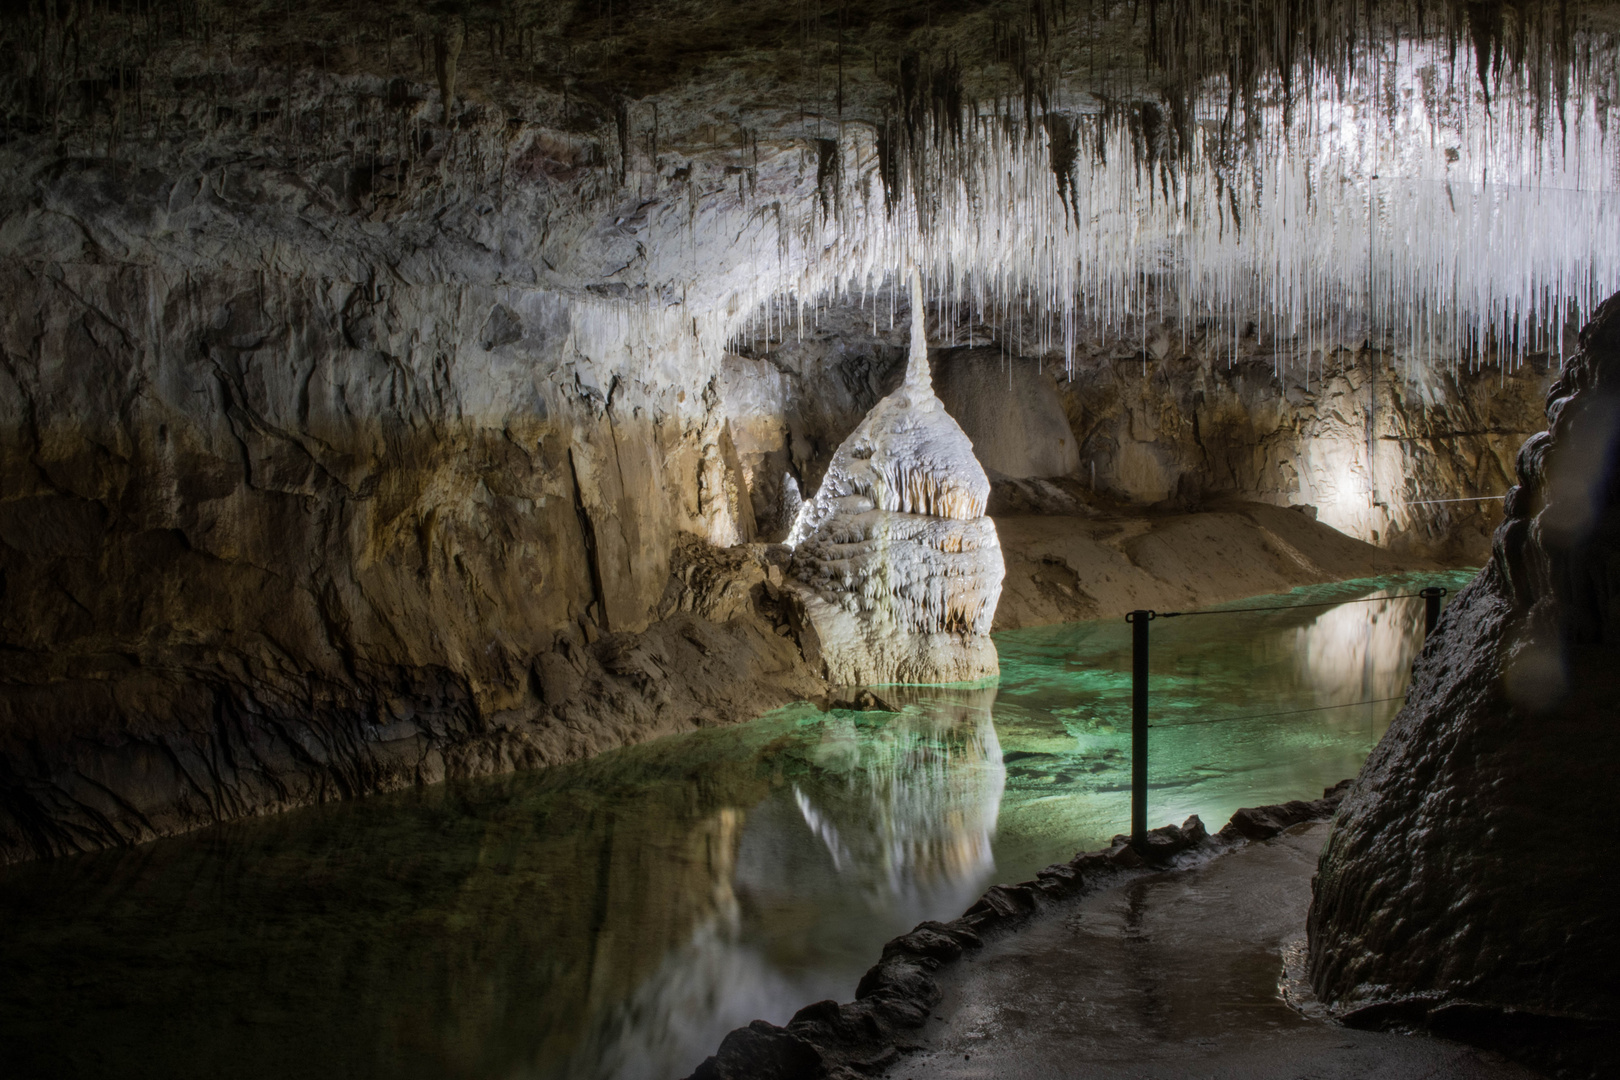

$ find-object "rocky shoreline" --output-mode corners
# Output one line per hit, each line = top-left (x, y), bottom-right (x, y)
(686, 782), (1355, 1080)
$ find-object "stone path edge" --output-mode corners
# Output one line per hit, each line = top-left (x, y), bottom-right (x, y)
(682, 780), (1356, 1080)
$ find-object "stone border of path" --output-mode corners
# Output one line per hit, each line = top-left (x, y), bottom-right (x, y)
(684, 780), (1356, 1080)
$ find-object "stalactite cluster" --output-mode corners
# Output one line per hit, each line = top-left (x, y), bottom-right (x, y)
(4, 1), (1614, 380)
(781, 1), (1620, 377)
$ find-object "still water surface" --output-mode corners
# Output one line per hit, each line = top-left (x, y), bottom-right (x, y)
(0, 570), (1474, 1080)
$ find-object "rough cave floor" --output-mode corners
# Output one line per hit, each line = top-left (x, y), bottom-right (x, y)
(888, 822), (1537, 1080)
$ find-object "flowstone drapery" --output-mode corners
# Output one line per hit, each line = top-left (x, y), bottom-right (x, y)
(786, 270), (1004, 686)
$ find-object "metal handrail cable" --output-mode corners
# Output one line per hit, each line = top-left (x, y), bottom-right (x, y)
(1123, 584), (1451, 848)
(1148, 695), (1409, 728)
(1148, 592), (1434, 619)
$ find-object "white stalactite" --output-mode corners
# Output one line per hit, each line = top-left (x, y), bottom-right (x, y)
(598, 31), (1620, 385)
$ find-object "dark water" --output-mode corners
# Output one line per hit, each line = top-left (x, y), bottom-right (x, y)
(0, 570), (1474, 1080)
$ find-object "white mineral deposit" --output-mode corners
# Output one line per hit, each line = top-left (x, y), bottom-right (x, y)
(787, 267), (1004, 685)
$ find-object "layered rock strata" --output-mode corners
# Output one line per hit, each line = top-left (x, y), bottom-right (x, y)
(1309, 293), (1620, 1032)
(0, 519), (824, 864)
(786, 271), (1004, 686)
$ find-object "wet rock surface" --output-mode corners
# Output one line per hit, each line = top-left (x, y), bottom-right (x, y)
(0, 0), (888, 863)
(893, 821), (1540, 1080)
(1308, 295), (1620, 1066)
(1217, 780), (1352, 843)
(685, 792), (1348, 1080)
(0, 513), (824, 864)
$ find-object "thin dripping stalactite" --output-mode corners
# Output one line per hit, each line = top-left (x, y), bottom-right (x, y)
(719, 0), (1620, 382)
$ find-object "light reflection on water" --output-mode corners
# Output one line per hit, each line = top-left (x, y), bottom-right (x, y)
(561, 689), (1005, 1080)
(780, 686), (1004, 907)
(0, 571), (1474, 1080)
(1293, 588), (1427, 709)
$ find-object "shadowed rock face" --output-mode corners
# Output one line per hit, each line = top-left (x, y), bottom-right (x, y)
(1308, 293), (1620, 1030)
(932, 346), (1080, 480)
(0, 292), (824, 870)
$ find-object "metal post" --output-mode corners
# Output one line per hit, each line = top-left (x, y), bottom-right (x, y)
(1128, 609), (1152, 847)
(1419, 587), (1447, 637)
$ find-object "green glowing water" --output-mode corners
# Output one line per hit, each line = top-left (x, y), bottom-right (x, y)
(0, 570), (1475, 1080)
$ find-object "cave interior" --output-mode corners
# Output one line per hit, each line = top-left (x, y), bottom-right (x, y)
(1, 1), (1617, 1078)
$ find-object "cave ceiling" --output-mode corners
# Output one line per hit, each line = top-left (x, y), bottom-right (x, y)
(4, 1), (1620, 371)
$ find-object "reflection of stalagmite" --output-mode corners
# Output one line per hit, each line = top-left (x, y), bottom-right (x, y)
(595, 687), (1006, 1077)
(783, 685), (1005, 907)
(786, 268), (1005, 685)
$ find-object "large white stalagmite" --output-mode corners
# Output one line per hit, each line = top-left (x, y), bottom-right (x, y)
(786, 267), (1004, 685)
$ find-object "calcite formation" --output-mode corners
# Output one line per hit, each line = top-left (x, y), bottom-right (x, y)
(787, 271), (1004, 685)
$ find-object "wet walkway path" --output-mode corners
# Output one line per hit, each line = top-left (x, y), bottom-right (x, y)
(890, 823), (1538, 1080)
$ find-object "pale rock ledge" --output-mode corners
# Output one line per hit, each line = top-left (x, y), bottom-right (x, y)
(786, 269), (1004, 686)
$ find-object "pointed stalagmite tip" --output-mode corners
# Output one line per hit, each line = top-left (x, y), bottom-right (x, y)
(905, 264), (932, 395)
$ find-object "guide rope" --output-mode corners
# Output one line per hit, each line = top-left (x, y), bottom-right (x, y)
(1145, 592), (1435, 620)
(1122, 584), (1450, 845)
(1404, 495), (1505, 505)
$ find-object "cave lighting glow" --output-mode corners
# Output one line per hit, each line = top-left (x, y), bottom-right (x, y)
(669, 30), (1620, 379)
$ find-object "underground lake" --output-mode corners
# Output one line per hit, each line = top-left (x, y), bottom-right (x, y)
(0, 569), (1477, 1080)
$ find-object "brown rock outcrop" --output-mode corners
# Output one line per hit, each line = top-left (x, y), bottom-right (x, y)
(0, 263), (825, 868)
(1053, 332), (1549, 561)
(1308, 294), (1620, 1033)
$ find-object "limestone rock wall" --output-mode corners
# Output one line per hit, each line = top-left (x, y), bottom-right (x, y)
(0, 257), (818, 863)
(0, 4), (859, 861)
(1307, 294), (1620, 1030)
(932, 346), (1080, 480)
(1054, 336), (1551, 561)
